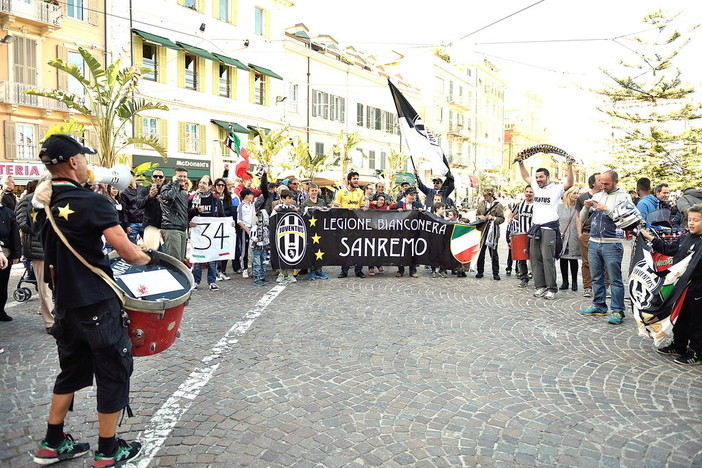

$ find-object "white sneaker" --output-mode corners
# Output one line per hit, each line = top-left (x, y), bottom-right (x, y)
(286, 274), (297, 283)
(533, 287), (547, 298)
(544, 290), (557, 300)
(208, 283), (219, 291)
(276, 273), (285, 283)
(219, 272), (230, 281)
(242, 270), (250, 279)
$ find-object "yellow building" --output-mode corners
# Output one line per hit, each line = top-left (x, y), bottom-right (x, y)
(1, 0), (105, 188)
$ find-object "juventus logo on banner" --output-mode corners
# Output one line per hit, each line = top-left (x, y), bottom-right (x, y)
(275, 212), (307, 265)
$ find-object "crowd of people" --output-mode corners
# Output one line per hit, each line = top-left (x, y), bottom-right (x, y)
(0, 134), (699, 467)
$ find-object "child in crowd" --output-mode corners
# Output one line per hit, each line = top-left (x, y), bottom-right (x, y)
(301, 184), (329, 280)
(641, 204), (702, 365)
(368, 194), (395, 276)
(250, 198), (271, 286)
(274, 190), (298, 283)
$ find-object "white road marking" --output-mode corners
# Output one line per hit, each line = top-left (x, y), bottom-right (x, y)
(130, 284), (286, 468)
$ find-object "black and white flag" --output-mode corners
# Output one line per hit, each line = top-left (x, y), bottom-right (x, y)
(388, 80), (450, 176)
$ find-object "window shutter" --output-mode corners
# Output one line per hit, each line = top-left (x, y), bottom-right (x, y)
(212, 62), (219, 96)
(248, 71), (255, 104)
(56, 45), (68, 91)
(178, 122), (185, 152)
(27, 38), (37, 85)
(132, 36), (143, 68)
(311, 90), (317, 117)
(13, 37), (26, 84)
(157, 46), (167, 84)
(159, 118), (168, 149)
(264, 9), (271, 38)
(37, 124), (50, 143)
(177, 52), (185, 88)
(197, 57), (206, 92)
(230, 0), (238, 25)
(230, 68), (236, 99)
(4, 121), (17, 160)
(198, 124), (206, 154)
(88, 0), (99, 25)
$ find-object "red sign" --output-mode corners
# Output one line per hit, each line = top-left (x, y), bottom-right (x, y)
(0, 162), (44, 178)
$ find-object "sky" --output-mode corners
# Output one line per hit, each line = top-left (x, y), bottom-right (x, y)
(282, 0), (702, 164)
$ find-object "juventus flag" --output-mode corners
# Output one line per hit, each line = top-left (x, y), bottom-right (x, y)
(388, 80), (450, 176)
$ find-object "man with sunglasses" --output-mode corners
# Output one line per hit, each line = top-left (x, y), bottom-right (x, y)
(137, 169), (165, 234)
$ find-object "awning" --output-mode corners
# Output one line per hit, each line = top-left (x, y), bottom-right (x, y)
(248, 63), (283, 80)
(212, 53), (249, 71)
(176, 42), (219, 62)
(247, 125), (271, 135)
(212, 119), (249, 134)
(132, 29), (180, 50)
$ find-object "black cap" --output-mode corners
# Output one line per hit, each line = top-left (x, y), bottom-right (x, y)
(432, 178), (443, 184)
(39, 134), (97, 166)
(405, 187), (418, 195)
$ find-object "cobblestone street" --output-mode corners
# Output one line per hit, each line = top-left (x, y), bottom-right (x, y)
(1, 239), (702, 467)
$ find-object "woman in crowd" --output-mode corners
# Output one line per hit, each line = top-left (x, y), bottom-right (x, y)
(557, 186), (581, 291)
(214, 177), (235, 280)
(0, 198), (21, 322)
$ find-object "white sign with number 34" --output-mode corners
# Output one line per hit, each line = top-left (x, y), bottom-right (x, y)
(189, 216), (237, 263)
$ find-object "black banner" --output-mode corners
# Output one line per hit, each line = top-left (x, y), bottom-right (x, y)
(269, 208), (481, 270)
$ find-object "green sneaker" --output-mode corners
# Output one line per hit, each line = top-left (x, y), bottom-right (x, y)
(92, 439), (142, 468)
(33, 433), (90, 465)
(580, 306), (607, 316)
(608, 312), (624, 324)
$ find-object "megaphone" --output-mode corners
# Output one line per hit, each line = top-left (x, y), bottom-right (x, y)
(86, 164), (131, 191)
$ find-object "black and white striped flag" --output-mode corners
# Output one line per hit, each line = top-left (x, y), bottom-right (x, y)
(388, 80), (450, 176)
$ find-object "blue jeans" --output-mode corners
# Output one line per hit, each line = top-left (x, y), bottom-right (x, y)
(128, 222), (144, 244)
(588, 241), (625, 315)
(193, 262), (217, 285)
(252, 249), (266, 282)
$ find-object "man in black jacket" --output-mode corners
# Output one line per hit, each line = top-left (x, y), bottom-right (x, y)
(414, 170), (455, 207)
(121, 173), (144, 244)
(159, 167), (189, 262)
(1, 175), (17, 211)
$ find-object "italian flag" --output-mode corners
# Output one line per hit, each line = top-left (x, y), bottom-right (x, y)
(450, 224), (481, 263)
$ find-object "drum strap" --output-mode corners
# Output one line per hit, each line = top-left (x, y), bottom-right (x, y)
(35, 180), (127, 307)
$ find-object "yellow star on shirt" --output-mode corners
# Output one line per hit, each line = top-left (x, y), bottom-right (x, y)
(30, 210), (39, 222)
(315, 249), (325, 260)
(308, 216), (318, 227)
(57, 204), (75, 220)
(311, 233), (321, 244)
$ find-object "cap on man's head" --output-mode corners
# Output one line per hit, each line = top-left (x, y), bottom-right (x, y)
(401, 182), (410, 187)
(405, 187), (418, 195)
(432, 178), (443, 184)
(39, 134), (96, 166)
(300, 178), (312, 183)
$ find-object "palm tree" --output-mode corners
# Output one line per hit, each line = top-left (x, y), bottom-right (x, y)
(25, 47), (168, 167)
(333, 130), (361, 176)
(244, 125), (292, 179)
(289, 137), (331, 180)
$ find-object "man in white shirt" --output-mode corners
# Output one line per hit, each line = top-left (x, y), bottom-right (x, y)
(519, 159), (574, 299)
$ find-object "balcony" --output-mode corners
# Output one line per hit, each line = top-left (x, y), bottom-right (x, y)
(0, 0), (61, 27)
(0, 81), (69, 111)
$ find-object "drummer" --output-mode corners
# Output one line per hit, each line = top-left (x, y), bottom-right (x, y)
(508, 185), (534, 288)
(31, 134), (157, 466)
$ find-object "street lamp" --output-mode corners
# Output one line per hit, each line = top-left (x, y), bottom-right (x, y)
(1, 34), (17, 44)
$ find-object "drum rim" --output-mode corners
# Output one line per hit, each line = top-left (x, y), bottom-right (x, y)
(109, 251), (194, 312)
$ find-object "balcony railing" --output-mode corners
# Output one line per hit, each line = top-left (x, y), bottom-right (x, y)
(0, 0), (61, 27)
(0, 81), (69, 111)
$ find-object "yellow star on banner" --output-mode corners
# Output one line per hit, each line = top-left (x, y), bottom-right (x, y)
(57, 204), (75, 220)
(30, 210), (39, 222)
(311, 233), (321, 244)
(309, 216), (318, 227)
(315, 249), (325, 260)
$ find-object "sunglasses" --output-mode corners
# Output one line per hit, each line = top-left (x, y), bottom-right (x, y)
(152, 175), (164, 179)
(289, 182), (298, 185)
(216, 183), (226, 187)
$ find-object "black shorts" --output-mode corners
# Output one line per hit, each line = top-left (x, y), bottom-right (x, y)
(51, 297), (133, 414)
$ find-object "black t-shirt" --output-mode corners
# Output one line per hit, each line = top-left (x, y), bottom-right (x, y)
(33, 178), (120, 308)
